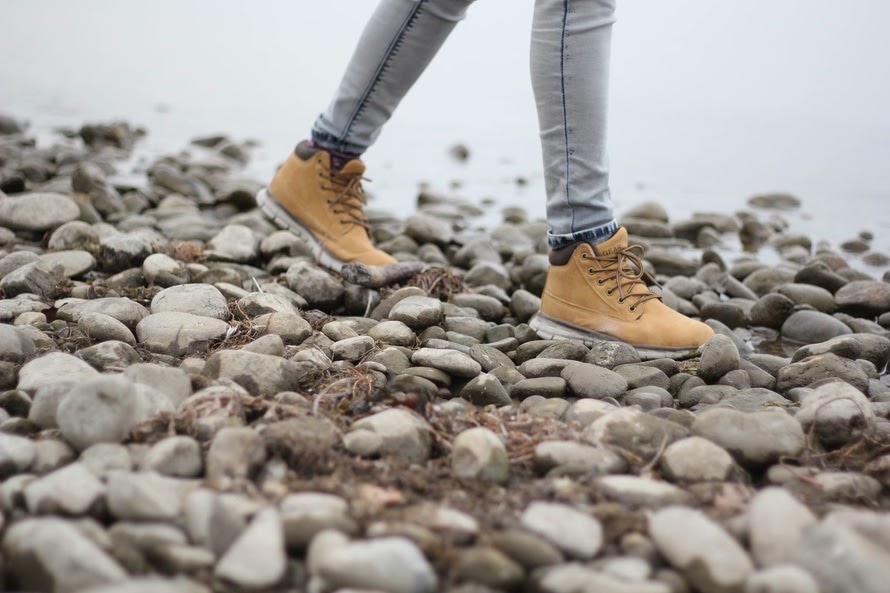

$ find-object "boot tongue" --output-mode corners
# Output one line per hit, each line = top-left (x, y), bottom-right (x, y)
(336, 159), (366, 178)
(592, 227), (628, 257)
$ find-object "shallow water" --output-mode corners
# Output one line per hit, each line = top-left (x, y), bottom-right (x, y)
(1, 0), (888, 259)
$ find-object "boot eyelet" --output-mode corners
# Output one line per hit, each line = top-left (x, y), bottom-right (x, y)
(607, 289), (614, 296)
(596, 279), (605, 285)
(629, 305), (636, 312)
(618, 297), (625, 303)
(581, 253), (590, 260)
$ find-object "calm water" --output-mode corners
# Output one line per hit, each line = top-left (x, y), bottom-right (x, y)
(2, 0), (889, 257)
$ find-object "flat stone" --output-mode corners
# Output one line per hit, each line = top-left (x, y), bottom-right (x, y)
(650, 506), (754, 593)
(215, 508), (287, 591)
(150, 284), (229, 319)
(345, 408), (431, 464)
(57, 297), (150, 330)
(585, 407), (689, 461)
(748, 487), (817, 567)
(561, 362), (629, 399)
(835, 280), (890, 317)
(2, 517), (127, 592)
(280, 492), (357, 551)
(136, 312), (230, 357)
(106, 471), (193, 521)
(776, 353), (870, 393)
(315, 536), (438, 593)
(411, 347), (481, 378)
(0, 192), (80, 231)
(0, 431), (35, 477)
(389, 296), (445, 331)
(698, 334), (741, 383)
(692, 408), (805, 469)
(201, 350), (310, 395)
(596, 475), (694, 508)
(659, 436), (735, 483)
(451, 427), (509, 483)
(520, 501), (603, 560)
(141, 436), (203, 478)
(205, 427), (267, 482)
(57, 376), (163, 451)
(781, 310), (853, 345)
(459, 373), (511, 406)
(78, 312), (137, 346)
(39, 250), (96, 278)
(534, 440), (627, 476)
(795, 381), (876, 448)
(24, 462), (105, 515)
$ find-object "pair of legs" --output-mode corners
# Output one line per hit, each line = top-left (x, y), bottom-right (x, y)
(259, 0), (714, 356)
(311, 0), (619, 248)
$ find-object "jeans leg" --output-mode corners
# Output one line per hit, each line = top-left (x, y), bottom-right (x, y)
(531, 0), (618, 248)
(311, 0), (476, 155)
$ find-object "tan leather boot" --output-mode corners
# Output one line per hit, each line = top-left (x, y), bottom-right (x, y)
(529, 228), (714, 359)
(256, 142), (396, 270)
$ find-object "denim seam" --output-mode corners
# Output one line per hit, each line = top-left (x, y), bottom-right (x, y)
(337, 0), (426, 145)
(559, 0), (575, 235)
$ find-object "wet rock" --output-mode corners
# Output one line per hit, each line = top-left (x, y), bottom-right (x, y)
(748, 487), (817, 567)
(345, 408), (431, 464)
(692, 408), (805, 469)
(835, 280), (890, 317)
(0, 192), (80, 231)
(520, 501), (603, 560)
(405, 213), (453, 245)
(776, 353), (869, 393)
(150, 284), (229, 319)
(776, 283), (835, 313)
(314, 535), (438, 593)
(650, 506), (754, 593)
(215, 508), (286, 591)
(781, 310), (852, 345)
(749, 293), (796, 330)
(699, 334), (741, 383)
(561, 362), (628, 399)
(2, 517), (127, 592)
(795, 381), (875, 448)
(659, 436), (735, 483)
(743, 267), (796, 297)
(748, 193), (801, 210)
(452, 427), (509, 483)
(511, 377), (567, 399)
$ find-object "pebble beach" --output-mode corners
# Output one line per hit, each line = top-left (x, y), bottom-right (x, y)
(0, 113), (889, 593)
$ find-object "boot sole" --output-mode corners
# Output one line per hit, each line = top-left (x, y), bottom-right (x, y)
(256, 188), (347, 272)
(528, 313), (702, 361)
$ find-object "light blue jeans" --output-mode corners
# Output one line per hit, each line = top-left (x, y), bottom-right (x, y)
(311, 0), (618, 248)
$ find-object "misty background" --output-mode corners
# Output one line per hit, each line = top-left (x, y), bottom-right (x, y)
(1, 0), (888, 252)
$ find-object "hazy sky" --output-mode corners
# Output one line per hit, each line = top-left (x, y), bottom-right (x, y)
(1, 0), (888, 246)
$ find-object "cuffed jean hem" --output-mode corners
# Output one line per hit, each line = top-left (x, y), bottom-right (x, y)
(310, 128), (367, 157)
(547, 219), (619, 249)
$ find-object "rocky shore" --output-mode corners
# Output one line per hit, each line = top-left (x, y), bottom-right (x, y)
(0, 112), (889, 593)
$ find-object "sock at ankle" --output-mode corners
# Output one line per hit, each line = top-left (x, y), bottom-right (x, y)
(307, 140), (361, 172)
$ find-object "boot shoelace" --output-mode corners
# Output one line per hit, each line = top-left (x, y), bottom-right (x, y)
(320, 171), (371, 233)
(581, 245), (662, 312)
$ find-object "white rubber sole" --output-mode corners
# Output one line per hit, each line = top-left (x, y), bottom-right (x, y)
(528, 313), (702, 361)
(256, 188), (346, 272)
